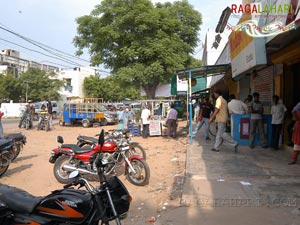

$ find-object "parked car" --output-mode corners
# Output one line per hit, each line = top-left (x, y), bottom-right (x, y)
(100, 106), (118, 126)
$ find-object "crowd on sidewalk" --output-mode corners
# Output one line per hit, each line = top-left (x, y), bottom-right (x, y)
(191, 89), (300, 165)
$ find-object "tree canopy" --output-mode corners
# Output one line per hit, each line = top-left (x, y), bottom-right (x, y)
(0, 68), (63, 103)
(74, 0), (202, 99)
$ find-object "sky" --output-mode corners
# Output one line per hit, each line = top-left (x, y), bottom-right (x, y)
(0, 0), (241, 73)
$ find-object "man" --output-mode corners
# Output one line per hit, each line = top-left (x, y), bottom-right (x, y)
(126, 106), (135, 126)
(248, 92), (268, 148)
(228, 94), (248, 115)
(166, 104), (178, 139)
(0, 111), (4, 137)
(288, 101), (300, 164)
(271, 95), (286, 150)
(18, 103), (33, 129)
(46, 100), (53, 129)
(141, 105), (151, 138)
(192, 97), (214, 140)
(209, 89), (238, 153)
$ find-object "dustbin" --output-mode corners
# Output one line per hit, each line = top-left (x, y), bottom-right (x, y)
(232, 114), (272, 146)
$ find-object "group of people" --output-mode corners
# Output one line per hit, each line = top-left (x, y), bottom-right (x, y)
(192, 89), (300, 165)
(117, 106), (136, 130)
(18, 100), (53, 130)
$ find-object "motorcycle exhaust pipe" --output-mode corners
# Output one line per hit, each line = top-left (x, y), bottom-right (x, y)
(62, 164), (97, 175)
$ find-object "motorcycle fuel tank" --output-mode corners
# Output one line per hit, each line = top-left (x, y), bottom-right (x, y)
(102, 141), (117, 153)
(36, 189), (94, 223)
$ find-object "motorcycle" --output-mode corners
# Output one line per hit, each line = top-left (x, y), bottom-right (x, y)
(50, 129), (150, 186)
(1, 133), (27, 161)
(77, 129), (147, 160)
(20, 112), (32, 130)
(0, 134), (132, 225)
(0, 138), (15, 177)
(37, 113), (50, 131)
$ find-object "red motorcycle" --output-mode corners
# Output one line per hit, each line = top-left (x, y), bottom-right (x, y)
(49, 130), (150, 186)
(0, 132), (131, 225)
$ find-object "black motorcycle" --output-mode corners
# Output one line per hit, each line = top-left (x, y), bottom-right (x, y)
(2, 133), (27, 160)
(37, 113), (50, 131)
(0, 138), (15, 177)
(20, 112), (32, 130)
(0, 130), (131, 225)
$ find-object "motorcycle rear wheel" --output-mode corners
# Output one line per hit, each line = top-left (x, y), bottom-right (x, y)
(126, 159), (150, 186)
(0, 165), (9, 177)
(128, 144), (146, 160)
(53, 155), (73, 184)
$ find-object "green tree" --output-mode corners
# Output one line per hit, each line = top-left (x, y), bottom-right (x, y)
(74, 0), (202, 99)
(0, 73), (22, 102)
(83, 75), (139, 101)
(18, 68), (64, 102)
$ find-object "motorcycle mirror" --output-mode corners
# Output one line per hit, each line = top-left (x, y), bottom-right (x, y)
(68, 170), (79, 179)
(98, 129), (105, 145)
(57, 136), (64, 144)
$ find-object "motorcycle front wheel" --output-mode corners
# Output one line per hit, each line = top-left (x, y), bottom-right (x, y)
(126, 159), (150, 186)
(53, 155), (73, 184)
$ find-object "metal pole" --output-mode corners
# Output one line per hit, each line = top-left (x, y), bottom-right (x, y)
(25, 81), (29, 103)
(189, 70), (193, 144)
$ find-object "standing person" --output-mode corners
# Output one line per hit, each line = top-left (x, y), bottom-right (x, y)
(126, 106), (135, 127)
(228, 94), (248, 115)
(117, 107), (125, 130)
(248, 92), (268, 148)
(0, 111), (4, 137)
(192, 97), (214, 140)
(46, 100), (53, 129)
(288, 101), (300, 165)
(166, 104), (178, 139)
(270, 95), (287, 150)
(141, 105), (151, 138)
(193, 100), (200, 121)
(209, 89), (238, 153)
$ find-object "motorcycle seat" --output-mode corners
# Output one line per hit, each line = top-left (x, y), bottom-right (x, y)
(78, 135), (98, 144)
(0, 139), (13, 150)
(0, 184), (43, 213)
(4, 133), (25, 142)
(61, 144), (92, 153)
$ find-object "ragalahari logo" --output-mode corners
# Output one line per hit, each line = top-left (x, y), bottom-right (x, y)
(227, 1), (300, 37)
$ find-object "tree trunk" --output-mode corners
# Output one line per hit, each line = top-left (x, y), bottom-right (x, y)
(142, 84), (157, 99)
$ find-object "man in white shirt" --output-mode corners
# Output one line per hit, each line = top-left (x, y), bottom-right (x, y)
(141, 105), (151, 138)
(228, 94), (248, 115)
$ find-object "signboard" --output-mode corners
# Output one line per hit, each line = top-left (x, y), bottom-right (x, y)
(149, 119), (162, 136)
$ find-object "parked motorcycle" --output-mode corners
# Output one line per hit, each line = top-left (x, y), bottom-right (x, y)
(0, 136), (132, 225)
(77, 129), (146, 160)
(0, 138), (15, 177)
(2, 133), (27, 160)
(37, 113), (50, 131)
(50, 129), (150, 186)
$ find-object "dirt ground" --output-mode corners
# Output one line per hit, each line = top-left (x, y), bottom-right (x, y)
(1, 119), (188, 224)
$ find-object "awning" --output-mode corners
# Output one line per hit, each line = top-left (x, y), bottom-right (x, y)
(176, 64), (231, 79)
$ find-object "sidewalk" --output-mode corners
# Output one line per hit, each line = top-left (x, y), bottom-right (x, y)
(158, 124), (300, 225)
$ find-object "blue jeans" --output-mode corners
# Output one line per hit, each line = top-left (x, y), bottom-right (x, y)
(193, 117), (210, 138)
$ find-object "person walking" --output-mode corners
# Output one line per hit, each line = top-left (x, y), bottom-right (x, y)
(288, 101), (300, 165)
(141, 105), (151, 138)
(270, 95), (287, 150)
(192, 97), (214, 140)
(209, 89), (238, 153)
(166, 104), (178, 139)
(248, 92), (268, 148)
(0, 111), (4, 137)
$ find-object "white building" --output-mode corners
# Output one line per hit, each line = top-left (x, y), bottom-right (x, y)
(56, 66), (97, 108)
